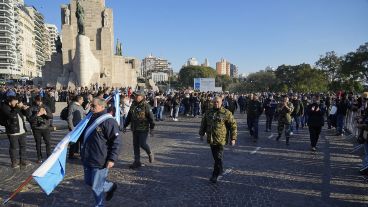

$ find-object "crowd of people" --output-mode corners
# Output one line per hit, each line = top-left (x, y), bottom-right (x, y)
(1, 84), (367, 206)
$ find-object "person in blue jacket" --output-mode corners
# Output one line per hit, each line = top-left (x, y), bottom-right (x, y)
(81, 97), (122, 207)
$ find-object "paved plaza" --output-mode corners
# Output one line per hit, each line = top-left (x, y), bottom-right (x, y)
(0, 113), (367, 207)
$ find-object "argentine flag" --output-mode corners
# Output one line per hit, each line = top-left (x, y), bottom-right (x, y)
(32, 93), (120, 195)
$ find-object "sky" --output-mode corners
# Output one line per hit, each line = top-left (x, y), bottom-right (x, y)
(25, 0), (368, 74)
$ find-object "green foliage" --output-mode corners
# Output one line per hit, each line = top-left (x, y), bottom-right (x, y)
(178, 66), (217, 87)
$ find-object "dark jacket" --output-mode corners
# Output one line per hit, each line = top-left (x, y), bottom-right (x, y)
(28, 104), (53, 130)
(247, 100), (263, 118)
(1, 104), (28, 135)
(336, 99), (350, 116)
(263, 98), (277, 115)
(124, 100), (155, 132)
(81, 111), (122, 168)
(291, 99), (304, 117)
(307, 103), (325, 127)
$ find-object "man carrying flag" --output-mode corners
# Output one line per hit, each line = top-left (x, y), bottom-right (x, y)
(81, 97), (122, 206)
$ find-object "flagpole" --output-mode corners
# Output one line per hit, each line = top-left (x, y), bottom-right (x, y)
(3, 175), (33, 205)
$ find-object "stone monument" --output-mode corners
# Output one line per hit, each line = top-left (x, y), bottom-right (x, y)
(42, 0), (139, 89)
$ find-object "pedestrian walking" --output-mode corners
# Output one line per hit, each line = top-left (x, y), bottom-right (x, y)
(307, 95), (325, 151)
(276, 96), (294, 146)
(199, 96), (237, 183)
(123, 91), (155, 169)
(81, 97), (121, 206)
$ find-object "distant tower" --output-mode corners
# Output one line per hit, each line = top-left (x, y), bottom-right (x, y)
(203, 58), (210, 67)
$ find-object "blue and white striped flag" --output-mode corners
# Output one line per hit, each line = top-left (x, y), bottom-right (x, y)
(114, 90), (121, 126)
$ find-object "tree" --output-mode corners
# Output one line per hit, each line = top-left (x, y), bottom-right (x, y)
(246, 70), (277, 92)
(341, 42), (368, 83)
(178, 66), (217, 87)
(315, 51), (342, 82)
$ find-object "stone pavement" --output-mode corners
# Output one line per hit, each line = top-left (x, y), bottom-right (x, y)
(0, 112), (367, 207)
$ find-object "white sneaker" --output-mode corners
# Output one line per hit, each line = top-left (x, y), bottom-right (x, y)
(174, 118), (178, 122)
(290, 132), (294, 135)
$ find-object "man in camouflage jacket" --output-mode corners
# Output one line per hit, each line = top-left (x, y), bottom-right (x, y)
(276, 96), (294, 145)
(124, 91), (155, 169)
(199, 96), (237, 183)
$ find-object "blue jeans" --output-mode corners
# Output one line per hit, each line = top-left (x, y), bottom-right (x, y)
(336, 114), (345, 134)
(363, 142), (368, 168)
(290, 116), (300, 132)
(173, 106), (179, 118)
(248, 117), (259, 139)
(156, 106), (164, 120)
(84, 166), (114, 207)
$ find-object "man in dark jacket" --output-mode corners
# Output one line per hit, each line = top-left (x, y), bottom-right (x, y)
(246, 94), (264, 142)
(1, 96), (29, 168)
(290, 95), (304, 134)
(68, 95), (89, 159)
(263, 94), (277, 132)
(124, 91), (155, 169)
(336, 95), (350, 136)
(307, 95), (325, 151)
(28, 95), (53, 163)
(81, 97), (121, 206)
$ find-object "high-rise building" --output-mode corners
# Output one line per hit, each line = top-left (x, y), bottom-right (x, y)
(216, 58), (227, 75)
(230, 64), (238, 78)
(141, 54), (172, 79)
(201, 58), (210, 67)
(26, 6), (48, 77)
(16, 3), (37, 78)
(0, 0), (19, 78)
(46, 24), (58, 59)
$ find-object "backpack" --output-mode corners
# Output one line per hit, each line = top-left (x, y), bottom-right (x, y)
(60, 106), (69, 121)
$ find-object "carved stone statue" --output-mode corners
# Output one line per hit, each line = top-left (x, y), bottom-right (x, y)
(103, 9), (109, 27)
(115, 39), (122, 56)
(55, 36), (62, 53)
(75, 1), (85, 35)
(64, 7), (70, 25)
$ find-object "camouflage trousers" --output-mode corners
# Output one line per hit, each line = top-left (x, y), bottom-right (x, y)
(277, 122), (291, 139)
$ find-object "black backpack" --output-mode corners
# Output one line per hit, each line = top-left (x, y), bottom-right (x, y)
(60, 106), (69, 121)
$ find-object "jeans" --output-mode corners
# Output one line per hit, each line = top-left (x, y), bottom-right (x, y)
(362, 142), (368, 168)
(8, 134), (26, 162)
(173, 106), (179, 118)
(309, 126), (322, 147)
(133, 131), (151, 164)
(265, 114), (274, 130)
(33, 129), (51, 160)
(248, 117), (259, 139)
(120, 115), (126, 130)
(156, 106), (164, 120)
(210, 145), (224, 177)
(336, 114), (345, 134)
(193, 104), (200, 116)
(84, 166), (114, 207)
(290, 116), (300, 132)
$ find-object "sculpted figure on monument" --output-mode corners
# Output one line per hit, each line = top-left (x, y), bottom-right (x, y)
(55, 36), (62, 53)
(76, 1), (85, 35)
(64, 7), (70, 25)
(103, 9), (109, 27)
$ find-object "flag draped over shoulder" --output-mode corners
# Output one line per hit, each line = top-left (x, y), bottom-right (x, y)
(114, 90), (120, 126)
(32, 93), (121, 195)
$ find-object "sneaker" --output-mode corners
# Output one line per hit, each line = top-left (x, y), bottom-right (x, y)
(36, 159), (43, 164)
(11, 162), (19, 169)
(311, 147), (317, 152)
(105, 183), (117, 201)
(129, 162), (142, 169)
(148, 153), (154, 163)
(290, 132), (294, 135)
(209, 176), (218, 183)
